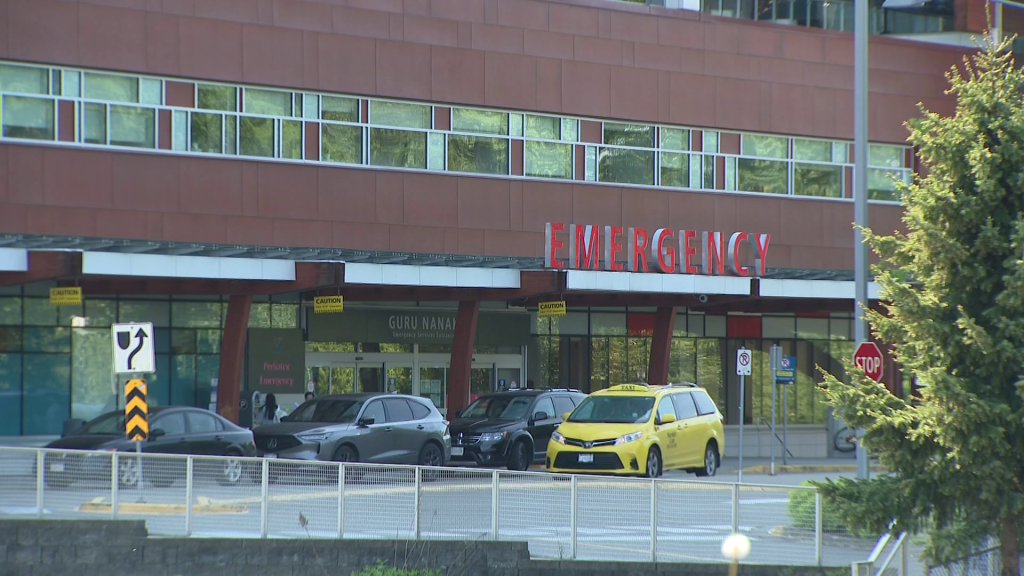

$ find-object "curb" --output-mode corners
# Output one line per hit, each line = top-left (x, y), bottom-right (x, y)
(740, 464), (888, 473)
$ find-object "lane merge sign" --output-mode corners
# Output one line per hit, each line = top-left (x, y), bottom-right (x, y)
(125, 379), (149, 442)
(112, 322), (155, 374)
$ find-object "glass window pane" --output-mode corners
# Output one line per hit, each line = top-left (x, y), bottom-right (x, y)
(869, 144), (904, 167)
(525, 115), (559, 140)
(240, 116), (275, 157)
(72, 328), (114, 422)
(292, 93), (303, 118)
(171, 329), (197, 354)
(868, 168), (902, 201)
(119, 300), (171, 327)
(661, 127), (689, 151)
(561, 118), (578, 142)
(0, 64), (49, 94)
(452, 108), (508, 135)
(23, 353), (71, 435)
(794, 163), (842, 197)
(603, 122), (654, 147)
(109, 105), (155, 148)
(197, 329), (222, 354)
(303, 93), (319, 119)
(172, 302), (222, 328)
(832, 142), (849, 163)
(525, 141), (572, 179)
(24, 298), (58, 326)
(447, 134), (509, 175)
(703, 155), (715, 188)
(427, 132), (445, 170)
(737, 158), (788, 194)
(0, 353), (22, 435)
(24, 327), (71, 352)
(245, 88), (291, 116)
(322, 124), (362, 164)
(51, 70), (63, 96)
(62, 70), (81, 98)
(249, 303), (271, 327)
(794, 138), (831, 162)
(173, 110), (188, 151)
(84, 73), (138, 103)
(762, 316), (795, 338)
(271, 304), (299, 328)
(84, 102), (106, 144)
(85, 300), (116, 326)
(140, 78), (162, 105)
(370, 128), (426, 168)
(660, 152), (689, 187)
(225, 115), (237, 154)
(741, 134), (788, 159)
(689, 154), (702, 188)
(197, 355), (220, 407)
(322, 96), (358, 122)
(585, 146), (597, 181)
(797, 317), (829, 339)
(509, 113), (523, 137)
(725, 156), (736, 190)
(598, 148), (654, 185)
(191, 112), (222, 153)
(172, 355), (197, 406)
(0, 297), (21, 325)
(1, 96), (54, 140)
(703, 131), (719, 154)
(197, 84), (237, 112)
(369, 101), (430, 129)
(282, 119), (302, 160)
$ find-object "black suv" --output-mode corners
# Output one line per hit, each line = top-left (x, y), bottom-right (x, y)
(449, 388), (587, 471)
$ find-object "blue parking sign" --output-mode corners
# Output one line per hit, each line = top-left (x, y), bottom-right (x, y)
(776, 355), (796, 384)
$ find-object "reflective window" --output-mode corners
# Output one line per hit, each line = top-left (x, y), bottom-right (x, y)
(0, 65), (48, 94)
(153, 411), (186, 435)
(1, 96), (53, 140)
(656, 396), (677, 421)
(384, 398), (414, 422)
(869, 144), (905, 167)
(409, 400), (431, 420)
(370, 128), (426, 168)
(671, 393), (699, 419)
(660, 152), (689, 188)
(869, 168), (907, 201)
(532, 397), (555, 420)
(525, 115), (560, 139)
(369, 101), (430, 129)
(282, 119), (301, 160)
(794, 163), (842, 197)
(84, 73), (138, 103)
(0, 353), (22, 435)
(552, 397), (576, 419)
(245, 88), (291, 116)
(737, 158), (788, 194)
(447, 134), (508, 175)
(109, 105), (155, 148)
(660, 127), (689, 151)
(692, 390), (718, 415)
(525, 141), (571, 179)
(186, 411), (218, 433)
(603, 122), (654, 147)
(197, 84), (237, 112)
(191, 112), (223, 154)
(240, 116), (274, 157)
(23, 353), (71, 435)
(71, 328), (113, 423)
(322, 96), (358, 122)
(452, 108), (507, 135)
(793, 138), (832, 162)
(361, 400), (386, 424)
(598, 148), (654, 185)
(322, 124), (362, 164)
(741, 134), (788, 159)
(84, 102), (106, 144)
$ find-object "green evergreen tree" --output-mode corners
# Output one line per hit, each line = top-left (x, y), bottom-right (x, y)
(814, 34), (1024, 575)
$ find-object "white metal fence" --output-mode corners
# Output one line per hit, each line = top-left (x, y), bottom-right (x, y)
(0, 447), (881, 566)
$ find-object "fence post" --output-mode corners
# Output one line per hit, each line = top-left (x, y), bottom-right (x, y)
(731, 483), (739, 533)
(490, 470), (499, 540)
(337, 463), (345, 539)
(185, 456), (194, 536)
(414, 466), (422, 539)
(111, 452), (119, 520)
(815, 490), (823, 566)
(650, 479), (658, 562)
(570, 475), (578, 560)
(260, 459), (269, 538)
(35, 450), (44, 519)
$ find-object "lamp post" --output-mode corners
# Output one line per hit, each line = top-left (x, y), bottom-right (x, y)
(721, 533), (751, 576)
(853, 0), (871, 482)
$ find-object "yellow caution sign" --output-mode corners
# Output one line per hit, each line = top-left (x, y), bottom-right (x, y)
(314, 295), (344, 313)
(125, 379), (149, 442)
(49, 287), (82, 306)
(537, 301), (567, 319)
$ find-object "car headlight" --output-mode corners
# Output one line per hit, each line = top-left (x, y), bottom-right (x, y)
(297, 431), (331, 442)
(614, 431), (643, 446)
(551, 430), (566, 445)
(480, 431), (507, 442)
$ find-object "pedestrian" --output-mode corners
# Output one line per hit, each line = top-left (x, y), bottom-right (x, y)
(257, 393), (286, 426)
(304, 391), (314, 402)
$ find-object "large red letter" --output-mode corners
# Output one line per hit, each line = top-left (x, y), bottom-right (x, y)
(545, 222), (564, 269)
(681, 230), (698, 274)
(627, 227), (650, 272)
(751, 233), (771, 276)
(604, 226), (624, 271)
(571, 224), (599, 269)
(702, 231), (725, 275)
(727, 232), (749, 276)
(651, 229), (676, 273)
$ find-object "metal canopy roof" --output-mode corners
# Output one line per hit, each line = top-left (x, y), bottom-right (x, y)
(0, 233), (861, 282)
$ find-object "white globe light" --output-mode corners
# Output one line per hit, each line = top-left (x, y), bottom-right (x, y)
(721, 533), (751, 561)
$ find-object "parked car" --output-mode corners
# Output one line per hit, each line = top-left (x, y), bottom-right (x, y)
(252, 393), (451, 467)
(546, 382), (725, 478)
(41, 406), (257, 488)
(449, 388), (587, 470)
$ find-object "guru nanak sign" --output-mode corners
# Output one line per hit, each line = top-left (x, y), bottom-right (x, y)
(544, 223), (771, 277)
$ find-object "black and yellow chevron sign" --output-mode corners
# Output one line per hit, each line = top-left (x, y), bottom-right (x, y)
(125, 379), (149, 442)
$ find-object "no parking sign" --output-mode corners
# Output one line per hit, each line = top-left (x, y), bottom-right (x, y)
(736, 348), (752, 376)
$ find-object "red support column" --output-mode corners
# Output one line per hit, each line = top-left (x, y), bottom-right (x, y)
(647, 306), (677, 386)
(448, 300), (480, 415)
(217, 294), (253, 424)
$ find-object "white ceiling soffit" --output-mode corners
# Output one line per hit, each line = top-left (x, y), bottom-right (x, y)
(81, 252), (296, 281)
(758, 279), (882, 299)
(565, 270), (751, 295)
(0, 248), (29, 272)
(344, 263), (521, 289)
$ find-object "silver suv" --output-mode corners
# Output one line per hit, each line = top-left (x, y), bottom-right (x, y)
(253, 393), (451, 466)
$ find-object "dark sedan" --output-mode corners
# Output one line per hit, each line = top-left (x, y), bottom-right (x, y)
(42, 406), (256, 488)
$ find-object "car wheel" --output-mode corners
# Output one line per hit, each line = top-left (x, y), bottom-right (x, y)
(217, 455), (243, 486)
(507, 440), (531, 471)
(695, 443), (718, 477)
(333, 445), (358, 463)
(644, 446), (662, 479)
(418, 442), (443, 467)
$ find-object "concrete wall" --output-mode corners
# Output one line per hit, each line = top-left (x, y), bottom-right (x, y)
(0, 519), (846, 576)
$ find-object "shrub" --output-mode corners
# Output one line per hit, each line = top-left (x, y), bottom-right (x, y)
(352, 560), (443, 576)
(787, 481), (847, 533)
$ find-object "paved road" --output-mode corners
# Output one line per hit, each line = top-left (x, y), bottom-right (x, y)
(0, 451), (896, 569)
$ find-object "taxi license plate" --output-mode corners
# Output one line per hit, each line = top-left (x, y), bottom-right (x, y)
(451, 447), (464, 456)
(578, 454), (593, 463)
(263, 453), (277, 459)
(49, 462), (65, 472)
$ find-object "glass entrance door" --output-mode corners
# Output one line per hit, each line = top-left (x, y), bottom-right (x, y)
(385, 362), (413, 395)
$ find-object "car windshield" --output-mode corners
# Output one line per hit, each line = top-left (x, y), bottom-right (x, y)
(77, 412), (126, 434)
(284, 399), (363, 423)
(567, 396), (655, 424)
(460, 396), (534, 420)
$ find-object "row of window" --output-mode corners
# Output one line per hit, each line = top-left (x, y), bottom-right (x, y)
(0, 61), (913, 201)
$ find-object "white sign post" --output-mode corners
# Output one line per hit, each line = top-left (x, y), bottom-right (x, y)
(736, 347), (752, 483)
(769, 345), (781, 476)
(111, 322), (155, 375)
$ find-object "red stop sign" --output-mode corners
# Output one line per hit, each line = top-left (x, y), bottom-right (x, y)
(853, 342), (884, 382)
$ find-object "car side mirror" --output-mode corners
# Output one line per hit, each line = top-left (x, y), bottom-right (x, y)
(659, 414), (676, 425)
(61, 418), (86, 437)
(149, 428), (167, 440)
(562, 412), (571, 421)
(357, 417), (375, 427)
(532, 411), (549, 423)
